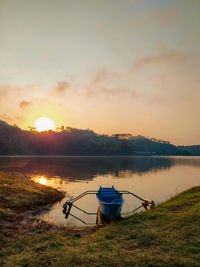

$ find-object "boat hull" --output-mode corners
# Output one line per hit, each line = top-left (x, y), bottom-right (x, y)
(98, 201), (122, 219)
(96, 186), (124, 220)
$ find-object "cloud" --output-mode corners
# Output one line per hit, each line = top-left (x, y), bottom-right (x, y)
(83, 67), (142, 99)
(54, 81), (70, 94)
(135, 50), (186, 69)
(145, 8), (179, 27)
(90, 67), (108, 86)
(51, 67), (158, 101)
(96, 21), (104, 32)
(97, 87), (141, 99)
(0, 85), (20, 100)
(148, 95), (165, 104)
(51, 68), (137, 99)
(0, 113), (23, 126)
(19, 100), (32, 109)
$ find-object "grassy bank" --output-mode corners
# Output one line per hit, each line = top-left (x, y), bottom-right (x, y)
(0, 172), (199, 266)
(0, 171), (65, 223)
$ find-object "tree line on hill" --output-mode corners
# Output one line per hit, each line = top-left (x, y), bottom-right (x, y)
(0, 120), (197, 156)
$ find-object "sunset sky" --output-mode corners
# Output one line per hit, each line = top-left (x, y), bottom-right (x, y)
(0, 0), (200, 145)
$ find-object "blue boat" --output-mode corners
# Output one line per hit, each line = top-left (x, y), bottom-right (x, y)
(62, 186), (155, 225)
(96, 186), (125, 219)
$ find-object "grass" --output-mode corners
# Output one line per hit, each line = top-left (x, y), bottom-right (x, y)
(0, 171), (199, 266)
(0, 171), (65, 222)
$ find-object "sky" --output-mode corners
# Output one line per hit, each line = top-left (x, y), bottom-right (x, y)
(0, 0), (200, 145)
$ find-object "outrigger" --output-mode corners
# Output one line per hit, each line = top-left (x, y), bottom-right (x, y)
(63, 186), (155, 225)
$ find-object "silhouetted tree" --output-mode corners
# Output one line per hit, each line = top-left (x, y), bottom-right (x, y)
(0, 120), (190, 156)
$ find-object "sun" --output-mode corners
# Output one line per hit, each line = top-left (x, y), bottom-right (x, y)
(34, 117), (55, 132)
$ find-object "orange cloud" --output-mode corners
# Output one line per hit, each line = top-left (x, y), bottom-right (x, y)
(135, 50), (186, 69)
(83, 67), (142, 99)
(0, 85), (20, 100)
(20, 100), (32, 109)
(148, 95), (165, 104)
(54, 81), (70, 94)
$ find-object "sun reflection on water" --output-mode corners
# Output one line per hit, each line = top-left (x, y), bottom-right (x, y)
(31, 175), (68, 190)
(38, 176), (47, 185)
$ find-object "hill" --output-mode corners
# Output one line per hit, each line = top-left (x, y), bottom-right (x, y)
(0, 120), (191, 156)
(178, 145), (200, 155)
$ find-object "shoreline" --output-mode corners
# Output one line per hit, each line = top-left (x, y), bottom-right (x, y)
(1, 154), (199, 157)
(0, 170), (199, 230)
(0, 171), (199, 266)
(0, 171), (100, 232)
(0, 171), (65, 226)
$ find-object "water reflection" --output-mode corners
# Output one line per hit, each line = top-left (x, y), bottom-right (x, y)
(38, 176), (47, 185)
(0, 156), (199, 226)
(0, 156), (200, 180)
(32, 175), (67, 189)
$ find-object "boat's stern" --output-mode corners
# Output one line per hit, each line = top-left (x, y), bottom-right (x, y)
(96, 186), (124, 219)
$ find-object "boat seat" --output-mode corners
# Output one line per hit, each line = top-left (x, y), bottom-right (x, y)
(100, 193), (120, 202)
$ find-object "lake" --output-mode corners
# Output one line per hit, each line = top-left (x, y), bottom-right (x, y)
(0, 156), (200, 226)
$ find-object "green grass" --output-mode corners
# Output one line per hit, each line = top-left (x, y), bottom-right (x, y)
(0, 171), (64, 221)
(0, 172), (199, 266)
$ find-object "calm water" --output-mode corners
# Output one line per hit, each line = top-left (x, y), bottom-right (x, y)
(0, 156), (200, 226)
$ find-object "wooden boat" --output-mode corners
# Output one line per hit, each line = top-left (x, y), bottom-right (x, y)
(96, 186), (124, 219)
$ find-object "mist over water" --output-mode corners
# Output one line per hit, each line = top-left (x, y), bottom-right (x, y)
(0, 156), (200, 226)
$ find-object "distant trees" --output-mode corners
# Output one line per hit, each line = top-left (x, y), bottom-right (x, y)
(0, 120), (190, 156)
(150, 137), (170, 144)
(178, 145), (200, 155)
(28, 126), (37, 132)
(111, 134), (133, 140)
